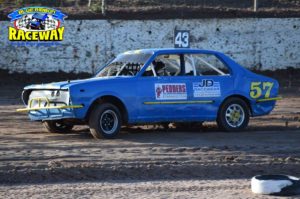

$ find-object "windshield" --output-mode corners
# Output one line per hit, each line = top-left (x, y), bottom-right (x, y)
(97, 52), (153, 77)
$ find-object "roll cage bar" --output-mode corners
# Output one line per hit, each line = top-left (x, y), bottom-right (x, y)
(147, 53), (227, 77)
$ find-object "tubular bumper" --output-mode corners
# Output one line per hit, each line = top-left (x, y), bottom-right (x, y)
(16, 97), (83, 112)
(251, 96), (282, 117)
(16, 105), (83, 112)
(256, 97), (282, 103)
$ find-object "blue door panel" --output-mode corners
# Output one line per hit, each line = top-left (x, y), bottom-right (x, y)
(185, 76), (234, 119)
(137, 76), (191, 121)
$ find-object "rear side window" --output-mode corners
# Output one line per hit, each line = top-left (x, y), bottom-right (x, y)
(184, 54), (230, 76)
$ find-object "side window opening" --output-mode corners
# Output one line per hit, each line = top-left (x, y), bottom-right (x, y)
(184, 54), (230, 76)
(142, 54), (181, 77)
(184, 55), (196, 76)
(142, 63), (156, 77)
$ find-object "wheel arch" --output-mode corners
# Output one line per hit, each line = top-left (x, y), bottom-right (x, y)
(85, 95), (129, 124)
(220, 94), (253, 116)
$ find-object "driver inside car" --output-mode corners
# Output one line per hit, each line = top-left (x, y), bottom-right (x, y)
(153, 61), (166, 76)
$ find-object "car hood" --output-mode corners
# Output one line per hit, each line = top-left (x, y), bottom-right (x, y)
(24, 76), (131, 90)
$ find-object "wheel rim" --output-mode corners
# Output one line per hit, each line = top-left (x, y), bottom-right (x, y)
(100, 110), (118, 134)
(225, 104), (245, 128)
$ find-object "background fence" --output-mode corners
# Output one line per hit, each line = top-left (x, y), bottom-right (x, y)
(1, 0), (300, 17)
(0, 0), (299, 75)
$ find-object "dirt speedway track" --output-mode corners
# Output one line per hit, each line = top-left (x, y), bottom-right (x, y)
(0, 94), (299, 198)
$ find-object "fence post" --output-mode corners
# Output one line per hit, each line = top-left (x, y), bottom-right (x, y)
(102, 0), (106, 16)
(254, 0), (258, 12)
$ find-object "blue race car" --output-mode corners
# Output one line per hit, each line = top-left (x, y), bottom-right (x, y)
(17, 49), (281, 139)
(26, 13), (48, 30)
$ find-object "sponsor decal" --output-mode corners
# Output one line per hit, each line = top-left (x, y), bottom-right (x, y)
(8, 6), (67, 46)
(193, 79), (221, 97)
(155, 83), (187, 100)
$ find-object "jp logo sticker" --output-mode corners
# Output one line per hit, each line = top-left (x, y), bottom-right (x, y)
(8, 7), (67, 44)
(155, 83), (187, 100)
(193, 80), (221, 97)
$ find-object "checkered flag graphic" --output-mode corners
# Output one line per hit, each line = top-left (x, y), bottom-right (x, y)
(16, 15), (31, 29)
(15, 15), (57, 30)
(44, 18), (57, 30)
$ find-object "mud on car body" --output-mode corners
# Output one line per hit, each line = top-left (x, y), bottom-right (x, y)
(18, 48), (281, 139)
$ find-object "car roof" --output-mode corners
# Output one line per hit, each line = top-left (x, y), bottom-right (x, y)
(32, 13), (48, 21)
(124, 48), (222, 55)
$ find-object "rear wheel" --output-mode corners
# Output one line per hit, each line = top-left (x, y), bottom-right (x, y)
(88, 103), (122, 139)
(43, 120), (74, 134)
(217, 97), (249, 131)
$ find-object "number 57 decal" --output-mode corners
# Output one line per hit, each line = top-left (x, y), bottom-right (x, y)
(250, 82), (274, 99)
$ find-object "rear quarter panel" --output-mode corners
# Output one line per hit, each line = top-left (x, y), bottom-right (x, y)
(244, 72), (279, 116)
(218, 53), (279, 117)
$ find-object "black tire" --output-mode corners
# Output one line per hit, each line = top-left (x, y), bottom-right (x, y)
(251, 175), (300, 196)
(217, 97), (250, 131)
(43, 120), (74, 134)
(88, 103), (122, 139)
(40, 23), (46, 30)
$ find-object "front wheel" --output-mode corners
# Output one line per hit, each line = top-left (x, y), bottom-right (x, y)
(88, 103), (122, 139)
(217, 97), (250, 131)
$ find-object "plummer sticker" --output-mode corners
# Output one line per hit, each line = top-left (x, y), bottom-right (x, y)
(193, 79), (221, 97)
(155, 83), (187, 100)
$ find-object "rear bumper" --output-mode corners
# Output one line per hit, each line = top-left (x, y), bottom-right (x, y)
(251, 97), (281, 116)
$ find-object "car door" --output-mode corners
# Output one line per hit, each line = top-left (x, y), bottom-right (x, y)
(183, 53), (234, 120)
(136, 54), (192, 122)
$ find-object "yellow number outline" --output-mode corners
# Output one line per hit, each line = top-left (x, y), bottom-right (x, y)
(262, 82), (274, 98)
(250, 82), (262, 99)
(250, 82), (274, 99)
